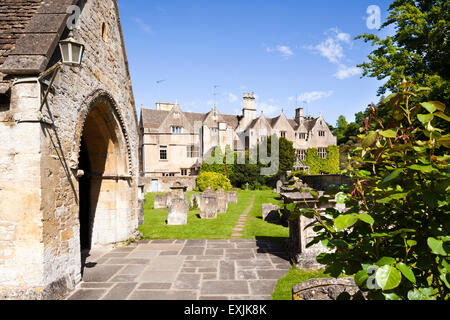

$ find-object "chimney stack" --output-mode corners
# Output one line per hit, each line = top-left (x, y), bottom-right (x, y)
(243, 92), (256, 110)
(295, 107), (304, 122)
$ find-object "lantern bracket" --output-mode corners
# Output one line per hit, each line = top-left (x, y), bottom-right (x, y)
(39, 61), (62, 112)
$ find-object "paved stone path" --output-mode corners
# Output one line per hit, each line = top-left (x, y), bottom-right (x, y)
(66, 239), (291, 300)
(232, 196), (255, 238)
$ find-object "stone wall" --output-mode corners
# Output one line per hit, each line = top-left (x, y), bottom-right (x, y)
(141, 176), (196, 194)
(301, 175), (353, 191)
(0, 0), (139, 299)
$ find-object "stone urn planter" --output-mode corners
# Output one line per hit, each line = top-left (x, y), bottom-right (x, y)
(293, 278), (361, 300)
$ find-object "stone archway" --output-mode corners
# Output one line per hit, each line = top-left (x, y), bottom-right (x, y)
(76, 93), (134, 255)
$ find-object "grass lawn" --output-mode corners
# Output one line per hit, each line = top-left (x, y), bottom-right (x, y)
(241, 190), (288, 241)
(272, 267), (332, 300)
(139, 190), (254, 239)
(139, 189), (332, 301)
(138, 190), (289, 240)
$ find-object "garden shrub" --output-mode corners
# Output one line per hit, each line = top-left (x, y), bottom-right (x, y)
(288, 83), (449, 300)
(196, 172), (232, 192)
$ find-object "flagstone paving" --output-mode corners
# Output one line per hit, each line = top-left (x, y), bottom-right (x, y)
(66, 239), (291, 300)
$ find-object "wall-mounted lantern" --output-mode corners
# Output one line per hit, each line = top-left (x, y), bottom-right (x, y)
(59, 31), (85, 67)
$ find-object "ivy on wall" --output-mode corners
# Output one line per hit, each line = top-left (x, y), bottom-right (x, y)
(304, 146), (340, 175)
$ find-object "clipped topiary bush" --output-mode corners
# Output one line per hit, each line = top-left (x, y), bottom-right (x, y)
(196, 172), (232, 192)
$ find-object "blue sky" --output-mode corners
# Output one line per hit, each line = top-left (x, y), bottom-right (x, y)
(117, 0), (394, 125)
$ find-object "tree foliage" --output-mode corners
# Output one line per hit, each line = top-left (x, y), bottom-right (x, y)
(292, 83), (449, 300)
(357, 0), (450, 110)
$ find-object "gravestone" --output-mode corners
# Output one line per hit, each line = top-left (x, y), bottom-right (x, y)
(227, 191), (238, 204)
(261, 204), (280, 223)
(167, 182), (188, 206)
(216, 188), (228, 213)
(200, 187), (218, 219)
(276, 180), (283, 193)
(167, 198), (189, 225)
(154, 193), (168, 209)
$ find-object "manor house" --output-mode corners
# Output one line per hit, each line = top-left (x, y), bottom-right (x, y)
(139, 93), (337, 192)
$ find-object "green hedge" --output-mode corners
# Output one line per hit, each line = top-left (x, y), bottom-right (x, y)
(304, 146), (340, 175)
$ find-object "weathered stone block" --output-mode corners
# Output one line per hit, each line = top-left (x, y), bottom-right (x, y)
(138, 199), (144, 225)
(216, 189), (228, 214)
(261, 204), (280, 222)
(276, 180), (283, 193)
(153, 194), (168, 210)
(293, 278), (361, 300)
(288, 213), (328, 270)
(200, 188), (218, 219)
(227, 191), (238, 204)
(167, 198), (188, 226)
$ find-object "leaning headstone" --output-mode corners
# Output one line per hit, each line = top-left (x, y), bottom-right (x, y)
(227, 191), (238, 204)
(200, 187), (218, 219)
(216, 189), (228, 213)
(276, 180), (283, 193)
(167, 198), (189, 225)
(262, 204), (280, 223)
(154, 194), (168, 209)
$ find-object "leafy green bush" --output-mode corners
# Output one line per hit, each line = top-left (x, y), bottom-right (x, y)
(289, 171), (308, 179)
(196, 172), (232, 192)
(290, 83), (449, 300)
(304, 145), (340, 175)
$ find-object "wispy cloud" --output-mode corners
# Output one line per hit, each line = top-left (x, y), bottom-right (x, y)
(305, 27), (359, 79)
(257, 101), (281, 116)
(133, 17), (153, 34)
(306, 38), (344, 64)
(293, 91), (334, 104)
(266, 45), (294, 58)
(334, 65), (361, 80)
(226, 92), (238, 103)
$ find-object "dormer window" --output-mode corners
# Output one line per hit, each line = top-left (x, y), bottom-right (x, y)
(299, 133), (307, 140)
(319, 131), (326, 137)
(171, 126), (183, 134)
(281, 131), (286, 138)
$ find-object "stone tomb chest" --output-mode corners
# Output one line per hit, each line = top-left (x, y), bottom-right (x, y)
(199, 187), (218, 219)
(154, 193), (169, 209)
(282, 190), (339, 270)
(227, 191), (238, 204)
(167, 198), (189, 225)
(216, 189), (228, 213)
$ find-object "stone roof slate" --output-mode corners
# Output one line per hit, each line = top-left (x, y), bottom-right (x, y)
(141, 106), (323, 133)
(142, 107), (240, 130)
(141, 109), (170, 129)
(0, 0), (79, 76)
